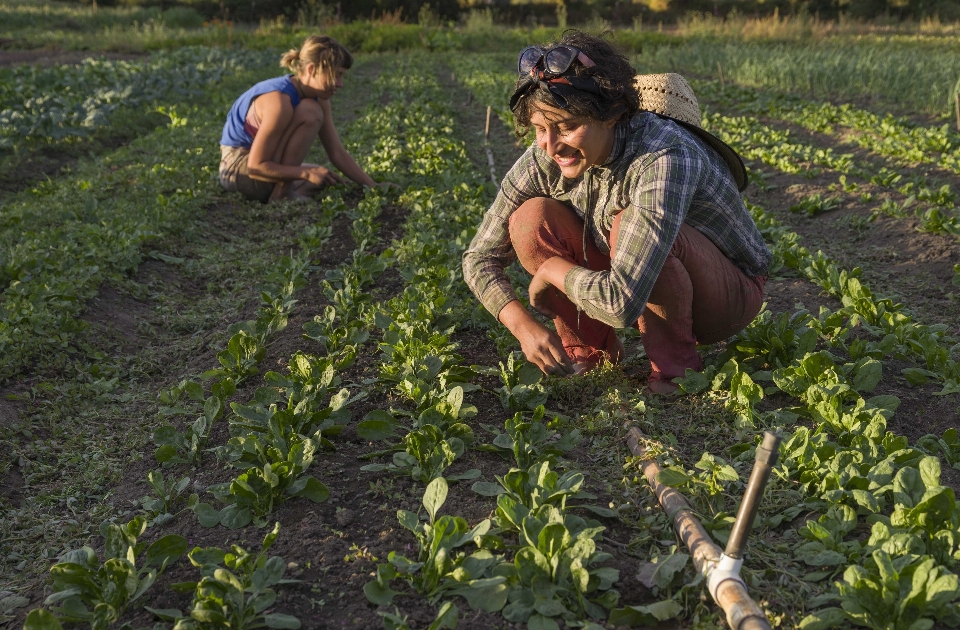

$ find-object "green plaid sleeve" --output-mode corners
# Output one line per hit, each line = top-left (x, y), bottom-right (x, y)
(462, 146), (551, 318)
(564, 144), (702, 328)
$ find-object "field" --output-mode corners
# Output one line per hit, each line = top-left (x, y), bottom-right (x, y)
(1, 4), (960, 630)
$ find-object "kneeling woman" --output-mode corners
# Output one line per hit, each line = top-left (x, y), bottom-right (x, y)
(219, 35), (378, 202)
(462, 31), (772, 393)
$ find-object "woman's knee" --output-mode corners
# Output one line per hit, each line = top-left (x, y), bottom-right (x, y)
(508, 197), (573, 241)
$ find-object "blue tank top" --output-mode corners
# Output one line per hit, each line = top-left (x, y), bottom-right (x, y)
(220, 75), (302, 148)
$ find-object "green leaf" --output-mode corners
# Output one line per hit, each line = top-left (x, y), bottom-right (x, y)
(144, 535), (187, 568)
(674, 369), (710, 394)
(23, 609), (64, 630)
(423, 477), (448, 522)
(798, 607), (850, 630)
(608, 599), (683, 625)
(427, 601), (459, 630)
(636, 553), (689, 590)
(263, 613), (301, 629)
(193, 503), (221, 528)
(471, 481), (505, 497)
(447, 468), (482, 481)
(517, 362), (544, 386)
(363, 580), (402, 606)
(219, 504), (252, 529)
(155, 443), (178, 463)
(654, 468), (691, 487)
(527, 613), (560, 630)
(290, 476), (330, 503)
(357, 410), (403, 440)
(143, 607), (184, 621)
(919, 456), (942, 488)
(263, 522), (281, 552)
(902, 368), (934, 386)
(853, 359), (882, 392)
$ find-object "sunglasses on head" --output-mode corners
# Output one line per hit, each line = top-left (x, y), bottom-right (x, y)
(517, 44), (596, 77)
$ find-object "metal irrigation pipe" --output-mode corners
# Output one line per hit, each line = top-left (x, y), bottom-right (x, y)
(626, 426), (779, 630)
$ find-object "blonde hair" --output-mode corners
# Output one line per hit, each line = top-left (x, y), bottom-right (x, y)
(280, 35), (353, 81)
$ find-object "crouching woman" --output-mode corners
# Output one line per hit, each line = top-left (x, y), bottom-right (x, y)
(219, 35), (378, 202)
(462, 31), (772, 393)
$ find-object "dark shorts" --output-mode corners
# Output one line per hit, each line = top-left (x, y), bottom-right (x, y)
(219, 145), (274, 203)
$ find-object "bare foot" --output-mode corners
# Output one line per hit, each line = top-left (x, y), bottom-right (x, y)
(646, 380), (680, 395)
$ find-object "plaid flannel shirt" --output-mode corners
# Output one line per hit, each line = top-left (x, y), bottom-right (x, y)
(462, 111), (772, 328)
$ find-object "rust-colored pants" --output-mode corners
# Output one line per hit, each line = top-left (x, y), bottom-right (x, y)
(508, 198), (766, 382)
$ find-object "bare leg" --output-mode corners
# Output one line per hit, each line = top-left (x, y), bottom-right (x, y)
(267, 99), (324, 201)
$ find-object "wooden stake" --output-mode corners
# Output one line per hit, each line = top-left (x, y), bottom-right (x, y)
(484, 105), (492, 141)
(716, 61), (725, 87)
(955, 92), (960, 132)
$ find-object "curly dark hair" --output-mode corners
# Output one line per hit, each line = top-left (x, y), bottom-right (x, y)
(511, 30), (639, 138)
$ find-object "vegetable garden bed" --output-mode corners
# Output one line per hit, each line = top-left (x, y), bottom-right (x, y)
(1, 47), (959, 630)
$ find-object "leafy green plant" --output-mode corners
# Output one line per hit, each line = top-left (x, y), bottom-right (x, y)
(154, 383), (234, 467)
(790, 193), (842, 217)
(474, 460), (616, 530)
(364, 478), (508, 612)
(500, 504), (620, 629)
(358, 386), (476, 447)
(476, 405), (581, 468)
(140, 470), (193, 525)
(202, 331), (266, 384)
(199, 423), (331, 528)
(796, 505), (863, 568)
(24, 517), (186, 630)
(150, 523), (301, 630)
(361, 424), (479, 483)
(917, 428), (960, 470)
(302, 306), (370, 354)
(800, 551), (960, 630)
(378, 602), (458, 630)
(727, 308), (817, 369)
(487, 351), (548, 412)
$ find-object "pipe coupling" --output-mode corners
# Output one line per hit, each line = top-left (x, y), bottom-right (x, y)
(707, 553), (744, 601)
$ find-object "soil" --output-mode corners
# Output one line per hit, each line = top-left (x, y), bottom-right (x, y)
(743, 159), (960, 331)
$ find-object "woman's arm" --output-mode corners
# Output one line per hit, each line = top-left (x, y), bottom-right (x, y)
(246, 92), (319, 184)
(318, 99), (377, 187)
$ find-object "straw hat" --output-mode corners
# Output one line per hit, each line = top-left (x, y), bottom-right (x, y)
(634, 73), (748, 192)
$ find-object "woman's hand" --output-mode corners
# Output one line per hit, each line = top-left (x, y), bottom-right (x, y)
(516, 318), (574, 376)
(305, 165), (343, 186)
(498, 301), (573, 377)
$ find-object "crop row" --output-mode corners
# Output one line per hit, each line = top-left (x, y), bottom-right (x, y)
(0, 52), (289, 382)
(691, 79), (960, 175)
(0, 47), (276, 149)
(21, 188), (348, 629)
(700, 111), (960, 236)
(689, 197), (960, 628)
(450, 53), (960, 627)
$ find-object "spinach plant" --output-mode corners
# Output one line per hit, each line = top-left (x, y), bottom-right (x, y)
(150, 523), (301, 630)
(477, 406), (581, 469)
(24, 517), (185, 630)
(501, 505), (620, 629)
(364, 478), (509, 613)
(154, 382), (234, 467)
(140, 470), (193, 525)
(302, 305), (369, 354)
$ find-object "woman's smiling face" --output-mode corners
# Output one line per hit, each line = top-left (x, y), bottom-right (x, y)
(530, 101), (617, 179)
